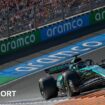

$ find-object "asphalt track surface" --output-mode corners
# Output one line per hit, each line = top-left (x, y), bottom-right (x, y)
(0, 29), (105, 105)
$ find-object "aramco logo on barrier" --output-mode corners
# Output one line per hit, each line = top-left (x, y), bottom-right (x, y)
(0, 33), (36, 54)
(46, 18), (83, 37)
(95, 9), (105, 22)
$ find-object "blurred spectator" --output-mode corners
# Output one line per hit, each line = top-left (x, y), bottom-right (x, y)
(0, 0), (105, 38)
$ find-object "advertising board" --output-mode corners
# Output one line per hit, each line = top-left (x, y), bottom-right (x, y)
(90, 7), (105, 24)
(0, 30), (40, 56)
(40, 14), (89, 41)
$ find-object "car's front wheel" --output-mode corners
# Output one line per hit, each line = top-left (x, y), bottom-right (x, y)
(39, 76), (58, 100)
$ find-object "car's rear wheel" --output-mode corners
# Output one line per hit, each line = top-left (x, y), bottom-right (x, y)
(63, 71), (80, 97)
(66, 79), (80, 97)
(39, 76), (58, 100)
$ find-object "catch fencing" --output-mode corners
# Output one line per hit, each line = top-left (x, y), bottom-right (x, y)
(0, 0), (105, 38)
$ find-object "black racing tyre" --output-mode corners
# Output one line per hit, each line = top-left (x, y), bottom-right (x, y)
(39, 76), (58, 100)
(63, 71), (80, 97)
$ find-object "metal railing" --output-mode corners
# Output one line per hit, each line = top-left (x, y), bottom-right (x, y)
(0, 0), (105, 39)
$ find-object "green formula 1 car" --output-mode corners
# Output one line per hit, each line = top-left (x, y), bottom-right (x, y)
(39, 56), (105, 100)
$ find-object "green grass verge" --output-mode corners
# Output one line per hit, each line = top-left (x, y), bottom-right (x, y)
(0, 76), (16, 85)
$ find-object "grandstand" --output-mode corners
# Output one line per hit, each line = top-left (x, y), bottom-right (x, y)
(0, 0), (105, 38)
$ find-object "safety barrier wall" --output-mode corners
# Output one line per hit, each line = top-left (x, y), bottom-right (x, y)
(0, 7), (105, 56)
(40, 14), (90, 41)
(40, 7), (105, 41)
(90, 7), (105, 24)
(0, 30), (40, 56)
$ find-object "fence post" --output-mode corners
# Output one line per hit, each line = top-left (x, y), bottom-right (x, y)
(33, 6), (37, 29)
(90, 0), (94, 11)
(61, 0), (65, 20)
(7, 7), (10, 37)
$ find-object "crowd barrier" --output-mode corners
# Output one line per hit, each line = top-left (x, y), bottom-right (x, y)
(0, 30), (40, 56)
